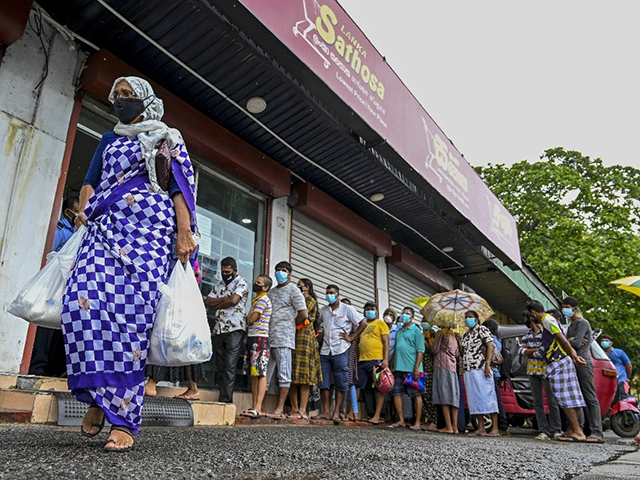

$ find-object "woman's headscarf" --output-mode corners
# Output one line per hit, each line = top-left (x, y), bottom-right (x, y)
(108, 76), (181, 195)
(107, 76), (197, 232)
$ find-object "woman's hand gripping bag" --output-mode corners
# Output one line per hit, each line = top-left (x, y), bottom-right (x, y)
(148, 262), (213, 366)
(8, 226), (86, 329)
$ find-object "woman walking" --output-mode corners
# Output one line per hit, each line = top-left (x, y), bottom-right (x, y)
(63, 76), (197, 451)
(289, 278), (322, 418)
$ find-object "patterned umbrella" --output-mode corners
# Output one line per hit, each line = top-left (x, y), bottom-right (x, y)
(420, 289), (494, 328)
(610, 276), (640, 299)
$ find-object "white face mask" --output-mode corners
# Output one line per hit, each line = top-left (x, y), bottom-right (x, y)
(383, 315), (393, 324)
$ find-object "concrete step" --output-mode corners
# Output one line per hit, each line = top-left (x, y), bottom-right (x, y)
(0, 389), (58, 424)
(0, 387), (234, 427)
(0, 408), (32, 423)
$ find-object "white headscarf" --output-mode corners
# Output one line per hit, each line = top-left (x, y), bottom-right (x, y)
(109, 76), (181, 194)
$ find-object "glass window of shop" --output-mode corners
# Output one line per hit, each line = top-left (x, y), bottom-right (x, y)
(194, 165), (267, 391)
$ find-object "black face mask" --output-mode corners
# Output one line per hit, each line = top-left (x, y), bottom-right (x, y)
(253, 283), (264, 293)
(222, 273), (235, 285)
(113, 95), (154, 124)
(298, 286), (305, 293)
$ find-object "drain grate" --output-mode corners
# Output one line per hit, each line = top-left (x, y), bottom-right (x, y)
(55, 392), (193, 427)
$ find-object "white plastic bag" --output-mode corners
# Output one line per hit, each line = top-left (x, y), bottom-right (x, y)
(8, 226), (86, 329)
(147, 262), (213, 366)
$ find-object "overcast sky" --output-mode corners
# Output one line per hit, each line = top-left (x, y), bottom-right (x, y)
(338, 1), (640, 169)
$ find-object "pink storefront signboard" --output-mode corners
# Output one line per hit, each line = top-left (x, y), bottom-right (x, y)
(239, 0), (521, 268)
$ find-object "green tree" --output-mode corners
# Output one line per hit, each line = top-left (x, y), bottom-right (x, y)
(476, 148), (640, 382)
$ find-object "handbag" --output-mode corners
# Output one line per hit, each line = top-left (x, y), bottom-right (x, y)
(155, 139), (171, 191)
(483, 343), (504, 366)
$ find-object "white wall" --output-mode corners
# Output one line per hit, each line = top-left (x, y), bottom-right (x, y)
(0, 18), (86, 373)
(267, 197), (291, 276)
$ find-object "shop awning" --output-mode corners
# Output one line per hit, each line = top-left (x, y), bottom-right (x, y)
(37, 0), (553, 318)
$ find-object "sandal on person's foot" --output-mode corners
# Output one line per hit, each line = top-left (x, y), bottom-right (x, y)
(388, 422), (405, 428)
(586, 435), (605, 444)
(174, 393), (199, 400)
(104, 426), (134, 452)
(557, 435), (585, 443)
(80, 406), (105, 438)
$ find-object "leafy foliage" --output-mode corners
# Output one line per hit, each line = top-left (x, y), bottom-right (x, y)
(477, 148), (640, 381)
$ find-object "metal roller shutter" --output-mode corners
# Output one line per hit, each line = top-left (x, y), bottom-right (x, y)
(388, 265), (437, 318)
(291, 211), (375, 311)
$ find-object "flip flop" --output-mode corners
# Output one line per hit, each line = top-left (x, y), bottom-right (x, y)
(311, 415), (333, 421)
(409, 425), (421, 431)
(388, 422), (405, 428)
(557, 435), (585, 443)
(266, 412), (285, 419)
(333, 417), (342, 425)
(80, 406), (106, 438)
(104, 426), (134, 452)
(174, 393), (200, 400)
(485, 432), (500, 437)
(586, 435), (605, 444)
(367, 419), (384, 425)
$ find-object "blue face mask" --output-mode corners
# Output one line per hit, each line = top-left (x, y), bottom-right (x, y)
(326, 294), (337, 304)
(465, 317), (476, 328)
(601, 341), (611, 349)
(275, 271), (288, 284)
(421, 322), (431, 331)
(399, 314), (411, 324)
(365, 310), (376, 320)
(562, 307), (574, 317)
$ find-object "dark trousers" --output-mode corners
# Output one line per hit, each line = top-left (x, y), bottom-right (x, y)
(494, 377), (509, 431)
(29, 327), (66, 377)
(212, 330), (244, 403)
(575, 362), (603, 436)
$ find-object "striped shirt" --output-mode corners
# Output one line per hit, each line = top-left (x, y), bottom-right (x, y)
(248, 293), (271, 338)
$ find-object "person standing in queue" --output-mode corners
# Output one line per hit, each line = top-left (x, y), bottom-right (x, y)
(520, 311), (562, 440)
(563, 296), (604, 443)
(389, 307), (426, 430)
(266, 261), (308, 418)
(205, 257), (249, 404)
(527, 300), (587, 443)
(356, 301), (389, 424)
(461, 311), (500, 437)
(30, 196), (81, 378)
(430, 325), (460, 434)
(317, 286), (366, 424)
(288, 278), (322, 419)
(601, 334), (632, 400)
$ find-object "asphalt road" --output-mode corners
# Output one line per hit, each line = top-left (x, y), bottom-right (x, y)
(0, 424), (635, 479)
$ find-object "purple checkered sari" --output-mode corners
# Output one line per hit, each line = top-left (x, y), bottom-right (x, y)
(61, 134), (196, 433)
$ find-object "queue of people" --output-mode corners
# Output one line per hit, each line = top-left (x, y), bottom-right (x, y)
(198, 259), (624, 445)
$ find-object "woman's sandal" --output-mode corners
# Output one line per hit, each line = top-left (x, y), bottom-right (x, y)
(80, 405), (106, 437)
(104, 426), (134, 452)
